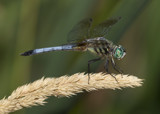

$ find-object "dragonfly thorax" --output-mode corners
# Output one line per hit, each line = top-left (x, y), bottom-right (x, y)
(86, 37), (114, 57)
(84, 37), (126, 60)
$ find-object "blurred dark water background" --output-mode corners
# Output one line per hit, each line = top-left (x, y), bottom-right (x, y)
(0, 0), (160, 114)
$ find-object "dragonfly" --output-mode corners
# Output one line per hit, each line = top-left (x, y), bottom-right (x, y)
(21, 17), (126, 83)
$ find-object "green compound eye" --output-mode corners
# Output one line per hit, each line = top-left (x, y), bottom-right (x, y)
(113, 45), (126, 59)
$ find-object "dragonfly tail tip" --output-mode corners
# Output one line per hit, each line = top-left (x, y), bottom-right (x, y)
(20, 50), (34, 56)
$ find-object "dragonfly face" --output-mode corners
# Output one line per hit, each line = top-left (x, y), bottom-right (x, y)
(113, 45), (126, 60)
(21, 17), (126, 84)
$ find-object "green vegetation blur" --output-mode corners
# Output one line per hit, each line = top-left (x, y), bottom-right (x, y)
(0, 0), (159, 114)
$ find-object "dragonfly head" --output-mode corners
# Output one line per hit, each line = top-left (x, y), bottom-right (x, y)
(113, 45), (126, 60)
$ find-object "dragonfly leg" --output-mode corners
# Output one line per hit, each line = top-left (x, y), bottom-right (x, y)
(104, 59), (109, 72)
(111, 58), (124, 78)
(105, 59), (118, 83)
(88, 57), (101, 84)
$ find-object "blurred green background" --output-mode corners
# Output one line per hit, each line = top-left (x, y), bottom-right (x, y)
(0, 0), (160, 114)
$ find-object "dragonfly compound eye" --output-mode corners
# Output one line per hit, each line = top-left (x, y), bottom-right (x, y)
(113, 45), (126, 60)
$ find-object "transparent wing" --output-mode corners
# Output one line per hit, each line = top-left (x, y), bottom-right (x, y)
(67, 18), (93, 43)
(91, 17), (121, 38)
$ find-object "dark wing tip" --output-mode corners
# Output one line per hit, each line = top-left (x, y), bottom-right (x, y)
(20, 50), (34, 56)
